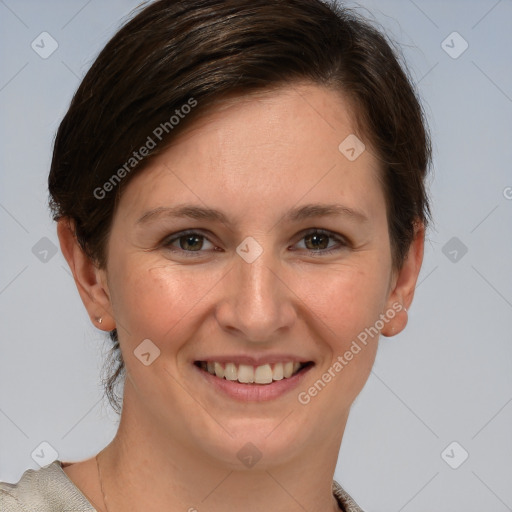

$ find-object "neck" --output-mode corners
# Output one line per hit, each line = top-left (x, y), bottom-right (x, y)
(97, 385), (347, 512)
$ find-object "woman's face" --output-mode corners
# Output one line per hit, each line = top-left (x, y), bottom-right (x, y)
(93, 83), (417, 467)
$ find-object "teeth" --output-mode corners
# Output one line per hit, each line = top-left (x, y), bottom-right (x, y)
(283, 362), (294, 378)
(224, 363), (237, 381)
(254, 364), (273, 384)
(201, 361), (306, 384)
(272, 362), (284, 380)
(238, 364), (254, 383)
(214, 362), (225, 378)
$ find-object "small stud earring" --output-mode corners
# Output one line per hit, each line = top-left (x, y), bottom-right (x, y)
(97, 317), (103, 324)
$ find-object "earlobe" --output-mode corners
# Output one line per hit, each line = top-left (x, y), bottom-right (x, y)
(57, 218), (115, 331)
(381, 221), (425, 337)
(384, 305), (408, 337)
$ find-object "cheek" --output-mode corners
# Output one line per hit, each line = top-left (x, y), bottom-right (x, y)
(109, 256), (227, 348)
(294, 260), (389, 341)
(286, 263), (388, 421)
(293, 261), (388, 393)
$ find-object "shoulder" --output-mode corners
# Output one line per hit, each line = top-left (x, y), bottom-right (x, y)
(0, 460), (95, 512)
(332, 479), (366, 512)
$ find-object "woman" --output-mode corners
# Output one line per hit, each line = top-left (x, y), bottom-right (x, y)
(0, 0), (431, 510)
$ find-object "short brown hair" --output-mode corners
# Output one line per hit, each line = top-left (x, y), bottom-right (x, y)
(48, 0), (432, 413)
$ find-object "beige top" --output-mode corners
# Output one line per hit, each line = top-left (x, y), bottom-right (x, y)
(0, 460), (365, 511)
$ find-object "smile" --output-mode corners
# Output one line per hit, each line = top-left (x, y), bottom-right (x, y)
(194, 361), (312, 385)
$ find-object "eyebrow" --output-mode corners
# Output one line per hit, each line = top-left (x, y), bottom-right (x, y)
(136, 202), (369, 226)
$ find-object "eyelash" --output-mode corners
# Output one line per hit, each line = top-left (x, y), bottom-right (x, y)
(161, 228), (349, 258)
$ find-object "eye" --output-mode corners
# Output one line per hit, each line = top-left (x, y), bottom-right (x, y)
(161, 228), (348, 258)
(292, 228), (348, 255)
(162, 230), (216, 256)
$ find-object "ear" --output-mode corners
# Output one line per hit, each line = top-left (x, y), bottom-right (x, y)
(380, 221), (425, 337)
(57, 218), (116, 331)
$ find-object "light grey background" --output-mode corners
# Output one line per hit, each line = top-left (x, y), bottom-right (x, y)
(1, 1), (511, 510)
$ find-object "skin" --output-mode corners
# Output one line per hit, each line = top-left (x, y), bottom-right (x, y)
(58, 82), (424, 512)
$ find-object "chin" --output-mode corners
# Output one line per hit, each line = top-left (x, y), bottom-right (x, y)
(193, 416), (311, 470)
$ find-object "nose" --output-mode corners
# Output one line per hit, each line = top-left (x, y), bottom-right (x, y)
(215, 247), (297, 343)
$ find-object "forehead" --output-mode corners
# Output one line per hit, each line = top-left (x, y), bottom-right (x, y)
(117, 83), (384, 225)
(168, 83), (362, 157)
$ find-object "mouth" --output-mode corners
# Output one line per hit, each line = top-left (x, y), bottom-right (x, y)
(194, 360), (314, 385)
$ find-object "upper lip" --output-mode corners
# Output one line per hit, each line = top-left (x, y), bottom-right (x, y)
(194, 355), (314, 366)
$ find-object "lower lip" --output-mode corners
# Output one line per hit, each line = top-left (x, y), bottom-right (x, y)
(193, 363), (314, 402)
